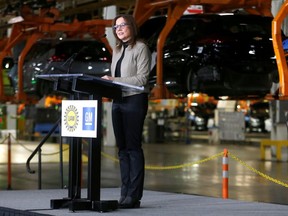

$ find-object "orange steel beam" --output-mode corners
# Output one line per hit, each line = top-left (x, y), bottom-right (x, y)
(272, 0), (288, 99)
(0, 24), (26, 103)
(135, 0), (191, 99)
(134, 0), (273, 99)
(0, 38), (8, 51)
(134, 0), (273, 24)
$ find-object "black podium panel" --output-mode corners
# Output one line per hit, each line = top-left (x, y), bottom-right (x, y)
(72, 77), (121, 99)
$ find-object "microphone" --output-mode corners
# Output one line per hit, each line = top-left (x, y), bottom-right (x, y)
(47, 45), (88, 74)
(62, 45), (88, 74)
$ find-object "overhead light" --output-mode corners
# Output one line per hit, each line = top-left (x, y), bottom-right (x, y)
(8, 16), (24, 24)
(219, 96), (229, 100)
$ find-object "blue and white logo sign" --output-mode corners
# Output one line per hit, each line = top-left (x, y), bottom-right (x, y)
(83, 107), (95, 131)
(62, 100), (98, 138)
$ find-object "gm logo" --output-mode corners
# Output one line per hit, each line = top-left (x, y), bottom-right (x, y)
(82, 107), (95, 131)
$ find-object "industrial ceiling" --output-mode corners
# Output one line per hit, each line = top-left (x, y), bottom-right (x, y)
(0, 0), (135, 24)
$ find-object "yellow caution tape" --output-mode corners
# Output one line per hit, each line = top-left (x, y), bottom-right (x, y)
(228, 151), (288, 188)
(102, 150), (288, 188)
(101, 151), (223, 170)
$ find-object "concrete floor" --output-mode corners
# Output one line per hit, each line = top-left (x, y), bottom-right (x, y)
(0, 131), (287, 207)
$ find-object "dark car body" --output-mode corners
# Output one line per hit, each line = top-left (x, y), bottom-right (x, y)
(245, 101), (270, 133)
(187, 102), (216, 131)
(139, 13), (279, 98)
(12, 39), (112, 98)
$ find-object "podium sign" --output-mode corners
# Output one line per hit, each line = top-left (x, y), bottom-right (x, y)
(61, 100), (98, 138)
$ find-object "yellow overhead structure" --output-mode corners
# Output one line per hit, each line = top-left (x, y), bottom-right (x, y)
(133, 0), (273, 99)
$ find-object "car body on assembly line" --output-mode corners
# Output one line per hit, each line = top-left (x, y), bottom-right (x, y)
(139, 13), (280, 99)
(9, 38), (112, 98)
(245, 101), (270, 133)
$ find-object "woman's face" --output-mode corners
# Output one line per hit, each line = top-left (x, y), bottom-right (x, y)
(114, 17), (131, 42)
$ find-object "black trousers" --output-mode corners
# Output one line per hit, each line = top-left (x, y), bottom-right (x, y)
(112, 93), (148, 200)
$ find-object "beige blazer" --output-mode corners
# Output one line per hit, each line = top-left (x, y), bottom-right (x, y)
(111, 41), (151, 97)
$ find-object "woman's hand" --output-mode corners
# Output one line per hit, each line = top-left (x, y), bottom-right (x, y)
(101, 75), (114, 81)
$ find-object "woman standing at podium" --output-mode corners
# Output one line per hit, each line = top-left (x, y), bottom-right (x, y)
(102, 14), (151, 208)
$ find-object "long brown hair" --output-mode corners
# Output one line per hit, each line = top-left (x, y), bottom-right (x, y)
(112, 14), (139, 51)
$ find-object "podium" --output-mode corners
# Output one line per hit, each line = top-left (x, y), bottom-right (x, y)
(37, 73), (143, 212)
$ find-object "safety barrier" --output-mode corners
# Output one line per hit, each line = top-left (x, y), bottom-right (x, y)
(0, 133), (69, 190)
(260, 139), (288, 161)
(101, 148), (288, 199)
(2, 135), (288, 199)
(7, 133), (12, 190)
(222, 149), (228, 199)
